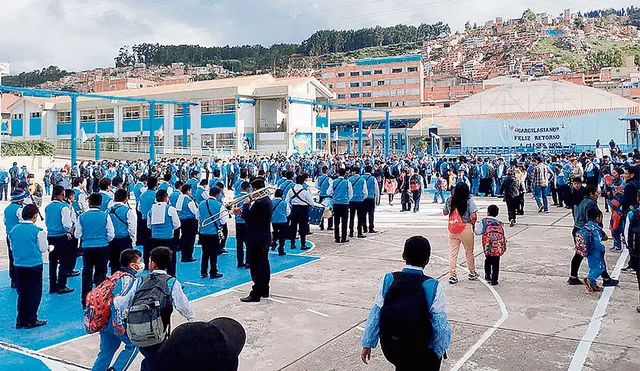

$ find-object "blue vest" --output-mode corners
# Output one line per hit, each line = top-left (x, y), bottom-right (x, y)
(99, 191), (113, 211)
(271, 198), (288, 224)
(362, 174), (377, 200)
(139, 190), (157, 220)
(9, 222), (43, 267)
(317, 175), (331, 197)
(198, 199), (222, 235)
(169, 190), (181, 208)
(158, 182), (170, 193)
(72, 188), (85, 213)
(235, 192), (247, 224)
(45, 200), (68, 237)
(133, 182), (145, 205)
(209, 177), (223, 189)
(4, 202), (22, 232)
(177, 195), (197, 220)
(150, 204), (174, 239)
(333, 178), (350, 205)
(185, 178), (198, 190)
(109, 204), (131, 239)
(79, 210), (110, 248)
(279, 180), (294, 198)
(194, 187), (206, 205)
(349, 175), (366, 202)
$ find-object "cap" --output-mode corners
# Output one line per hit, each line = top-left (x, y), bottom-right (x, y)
(10, 189), (29, 202)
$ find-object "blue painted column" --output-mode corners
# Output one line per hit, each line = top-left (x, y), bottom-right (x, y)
(70, 95), (78, 165)
(95, 135), (101, 160)
(371, 133), (375, 153)
(384, 112), (390, 158)
(358, 109), (363, 155)
(318, 134), (323, 150)
(397, 133), (402, 153)
(149, 102), (156, 162)
(182, 103), (189, 148)
(347, 127), (352, 154)
(404, 128), (409, 155)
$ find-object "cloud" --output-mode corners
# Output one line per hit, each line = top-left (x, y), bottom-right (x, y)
(0, 0), (634, 73)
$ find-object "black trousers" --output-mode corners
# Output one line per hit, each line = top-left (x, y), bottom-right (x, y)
(69, 237), (79, 271)
(0, 183), (8, 201)
(570, 227), (611, 279)
(333, 204), (349, 241)
(108, 237), (133, 275)
(391, 351), (441, 371)
(480, 178), (494, 196)
(557, 184), (568, 207)
(272, 222), (288, 253)
(48, 236), (71, 292)
(15, 264), (43, 326)
(506, 199), (519, 222)
(289, 205), (309, 248)
(149, 238), (177, 276)
(484, 256), (500, 282)
(362, 198), (375, 232)
(6, 237), (16, 287)
(247, 242), (270, 298)
(236, 223), (248, 266)
(179, 219), (198, 261)
(139, 222), (152, 271)
(412, 190), (421, 212)
(199, 234), (220, 277)
(349, 201), (365, 236)
(81, 247), (109, 307)
(220, 224), (229, 251)
(319, 196), (333, 230)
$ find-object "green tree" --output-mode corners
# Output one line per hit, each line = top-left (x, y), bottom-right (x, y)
(574, 17), (585, 29)
(521, 8), (536, 23)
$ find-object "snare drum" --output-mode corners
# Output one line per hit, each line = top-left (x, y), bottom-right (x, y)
(308, 203), (325, 225)
(321, 197), (333, 218)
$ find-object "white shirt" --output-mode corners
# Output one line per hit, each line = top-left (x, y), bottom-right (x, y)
(73, 187), (89, 211)
(197, 186), (210, 201)
(112, 201), (138, 240)
(113, 270), (196, 322)
(286, 184), (315, 206)
(74, 208), (115, 241)
(19, 220), (49, 253)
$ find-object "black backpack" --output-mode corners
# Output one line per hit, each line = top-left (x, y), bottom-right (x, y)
(379, 272), (433, 365)
(126, 273), (173, 348)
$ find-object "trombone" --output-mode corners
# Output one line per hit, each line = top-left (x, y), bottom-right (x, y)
(201, 186), (276, 227)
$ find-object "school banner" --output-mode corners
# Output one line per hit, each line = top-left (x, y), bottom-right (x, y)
(460, 109), (628, 149)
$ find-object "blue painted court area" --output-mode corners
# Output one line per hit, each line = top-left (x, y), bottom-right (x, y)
(0, 237), (317, 368)
(0, 348), (52, 371)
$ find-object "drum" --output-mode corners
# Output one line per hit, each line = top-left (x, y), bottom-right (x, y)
(603, 174), (613, 186)
(321, 197), (333, 218)
(309, 203), (325, 225)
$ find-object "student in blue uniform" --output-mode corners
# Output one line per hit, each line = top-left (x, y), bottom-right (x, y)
(157, 172), (174, 195)
(138, 176), (158, 270)
(147, 189), (181, 277)
(333, 168), (353, 244)
(64, 188), (82, 277)
(108, 189), (137, 274)
(44, 185), (74, 294)
(194, 179), (209, 205)
(198, 187), (228, 279)
(10, 204), (49, 329)
(76, 193), (115, 308)
(362, 165), (379, 233)
(4, 189), (28, 288)
(235, 181), (250, 268)
(316, 166), (333, 231)
(348, 166), (368, 239)
(176, 184), (199, 263)
(99, 178), (114, 211)
(270, 189), (290, 256)
(72, 177), (89, 214)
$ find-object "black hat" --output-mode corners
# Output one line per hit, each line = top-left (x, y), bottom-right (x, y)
(157, 318), (246, 371)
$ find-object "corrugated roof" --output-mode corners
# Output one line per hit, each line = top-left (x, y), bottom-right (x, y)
(330, 106), (443, 122)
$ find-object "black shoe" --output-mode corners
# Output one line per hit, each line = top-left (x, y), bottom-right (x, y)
(307, 231), (313, 235)
(340, 239), (350, 243)
(567, 277), (582, 285)
(335, 239), (341, 243)
(23, 320), (47, 329)
(278, 251), (286, 256)
(301, 246), (311, 250)
(57, 287), (74, 295)
(319, 226), (324, 231)
(349, 233), (354, 238)
(357, 234), (366, 238)
(490, 281), (499, 286)
(15, 323), (24, 329)
(271, 246), (276, 251)
(327, 227), (334, 230)
(10, 282), (17, 289)
(49, 289), (58, 294)
(368, 230), (377, 233)
(602, 278), (619, 287)
(201, 273), (208, 278)
(67, 271), (80, 277)
(261, 292), (270, 298)
(237, 264), (245, 268)
(181, 258), (197, 263)
(210, 273), (223, 279)
(240, 295), (261, 303)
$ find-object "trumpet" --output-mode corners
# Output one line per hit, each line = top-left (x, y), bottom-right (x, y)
(201, 186), (276, 228)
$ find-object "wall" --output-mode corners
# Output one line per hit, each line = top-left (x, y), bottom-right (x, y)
(460, 109), (628, 149)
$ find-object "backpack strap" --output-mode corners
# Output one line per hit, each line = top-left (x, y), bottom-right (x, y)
(319, 176), (328, 189)
(110, 205), (128, 226)
(291, 187), (311, 206)
(271, 199), (283, 212)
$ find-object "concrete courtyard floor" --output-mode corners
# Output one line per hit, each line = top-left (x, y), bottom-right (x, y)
(0, 193), (638, 370)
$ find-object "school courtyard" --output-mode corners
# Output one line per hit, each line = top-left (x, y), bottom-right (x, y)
(0, 194), (638, 371)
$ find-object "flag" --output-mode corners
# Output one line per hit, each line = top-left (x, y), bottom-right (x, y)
(366, 126), (372, 139)
(156, 128), (163, 140)
(430, 132), (441, 141)
(80, 127), (88, 143)
(289, 127), (298, 136)
(332, 130), (338, 141)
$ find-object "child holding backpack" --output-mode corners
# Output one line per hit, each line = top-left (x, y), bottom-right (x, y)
(114, 246), (195, 371)
(360, 236), (451, 370)
(89, 249), (143, 371)
(577, 209), (609, 293)
(474, 205), (507, 285)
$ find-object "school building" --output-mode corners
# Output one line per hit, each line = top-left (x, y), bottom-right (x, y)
(6, 74), (334, 156)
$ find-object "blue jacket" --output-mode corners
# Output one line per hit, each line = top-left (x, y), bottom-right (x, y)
(10, 222), (45, 267)
(271, 197), (289, 224)
(198, 199), (223, 235)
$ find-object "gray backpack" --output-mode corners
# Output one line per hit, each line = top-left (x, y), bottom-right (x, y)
(125, 273), (173, 348)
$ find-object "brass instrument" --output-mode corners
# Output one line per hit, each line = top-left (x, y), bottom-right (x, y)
(201, 186), (276, 227)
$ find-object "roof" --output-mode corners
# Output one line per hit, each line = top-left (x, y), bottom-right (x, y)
(1, 94), (20, 113)
(443, 80), (640, 117)
(356, 54), (422, 66)
(330, 106), (443, 122)
(482, 76), (520, 85)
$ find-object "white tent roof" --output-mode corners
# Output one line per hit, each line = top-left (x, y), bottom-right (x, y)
(443, 80), (640, 117)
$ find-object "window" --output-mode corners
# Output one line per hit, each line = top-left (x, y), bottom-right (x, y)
(407, 66), (419, 72)
(321, 72), (334, 79)
(374, 102), (390, 108)
(349, 93), (360, 98)
(175, 104), (184, 116)
(405, 77), (420, 84)
(390, 78), (405, 85)
(327, 83), (334, 89)
(362, 92), (372, 98)
(97, 108), (114, 121)
(143, 104), (164, 118)
(57, 111), (71, 123)
(216, 132), (236, 148)
(362, 70), (372, 76)
(374, 70), (383, 75)
(361, 103), (372, 108)
(349, 71), (360, 77)
(377, 80), (386, 86)
(349, 82), (360, 88)
(336, 82), (346, 88)
(12, 113), (23, 120)
(80, 109), (96, 123)
(404, 100), (420, 106)
(406, 88), (420, 95)
(337, 72), (345, 77)
(123, 106), (141, 119)
(390, 89), (405, 96)
(392, 68), (403, 73)
(336, 94), (346, 99)
(30, 112), (41, 118)
(373, 90), (390, 97)
(201, 99), (236, 115)
(362, 81), (372, 87)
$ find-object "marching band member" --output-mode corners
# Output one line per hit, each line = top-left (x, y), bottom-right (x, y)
(98, 178), (114, 211)
(138, 176), (157, 270)
(198, 187), (227, 279)
(285, 174), (314, 250)
(235, 181), (250, 268)
(176, 184), (199, 263)
(107, 189), (137, 274)
(71, 177), (89, 214)
(147, 189), (181, 276)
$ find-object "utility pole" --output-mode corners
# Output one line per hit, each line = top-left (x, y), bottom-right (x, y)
(0, 62), (10, 158)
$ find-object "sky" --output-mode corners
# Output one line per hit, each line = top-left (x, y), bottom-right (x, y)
(0, 0), (635, 74)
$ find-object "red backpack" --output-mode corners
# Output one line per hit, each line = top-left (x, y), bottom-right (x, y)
(481, 219), (507, 257)
(448, 208), (466, 234)
(409, 175), (420, 192)
(84, 271), (133, 334)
